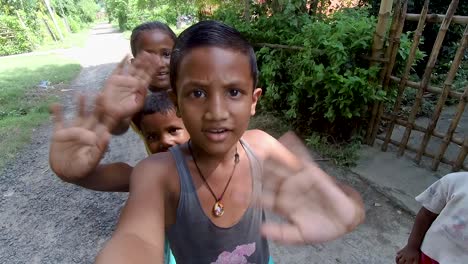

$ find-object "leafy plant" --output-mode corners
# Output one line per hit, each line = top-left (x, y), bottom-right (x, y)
(214, 4), (385, 140)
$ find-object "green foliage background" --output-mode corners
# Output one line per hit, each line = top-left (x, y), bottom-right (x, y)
(0, 0), (99, 55)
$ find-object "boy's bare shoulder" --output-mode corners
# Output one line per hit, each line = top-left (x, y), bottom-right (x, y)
(242, 129), (277, 159)
(131, 151), (178, 190)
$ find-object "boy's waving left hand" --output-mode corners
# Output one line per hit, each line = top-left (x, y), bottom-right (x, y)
(49, 96), (111, 183)
(261, 132), (365, 244)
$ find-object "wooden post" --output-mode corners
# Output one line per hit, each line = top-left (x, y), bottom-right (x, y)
(453, 137), (468, 171)
(243, 0), (250, 21)
(44, 0), (64, 41)
(405, 14), (468, 24)
(432, 86), (468, 170)
(365, 0), (395, 144)
(369, 0), (408, 145)
(382, 0), (430, 151)
(416, 25), (468, 164)
(398, 0), (459, 156)
(58, 1), (71, 33)
(370, 0), (394, 66)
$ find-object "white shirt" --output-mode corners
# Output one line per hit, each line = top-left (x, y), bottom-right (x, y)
(416, 172), (468, 264)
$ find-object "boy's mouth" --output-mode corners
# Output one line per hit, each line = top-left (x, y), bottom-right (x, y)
(154, 72), (169, 80)
(203, 128), (230, 142)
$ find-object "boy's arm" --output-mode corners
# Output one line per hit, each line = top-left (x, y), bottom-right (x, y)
(396, 207), (438, 264)
(247, 130), (365, 244)
(95, 158), (167, 263)
(74, 163), (132, 192)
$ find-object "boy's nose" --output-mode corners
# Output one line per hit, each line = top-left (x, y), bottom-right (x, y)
(204, 94), (228, 121)
(160, 135), (175, 150)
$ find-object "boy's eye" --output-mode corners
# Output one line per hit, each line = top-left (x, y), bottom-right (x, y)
(163, 51), (171, 58)
(168, 128), (181, 135)
(191, 89), (206, 98)
(146, 135), (157, 141)
(229, 89), (241, 97)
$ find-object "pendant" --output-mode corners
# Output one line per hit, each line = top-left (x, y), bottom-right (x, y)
(213, 201), (224, 217)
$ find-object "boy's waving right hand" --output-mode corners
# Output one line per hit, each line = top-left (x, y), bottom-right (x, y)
(97, 51), (157, 134)
(260, 132), (365, 245)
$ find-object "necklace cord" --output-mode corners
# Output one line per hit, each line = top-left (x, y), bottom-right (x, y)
(187, 140), (239, 202)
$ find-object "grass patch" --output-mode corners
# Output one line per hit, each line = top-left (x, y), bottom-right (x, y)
(305, 133), (361, 167)
(0, 54), (81, 170)
(249, 111), (291, 138)
(36, 29), (91, 52)
(250, 111), (361, 167)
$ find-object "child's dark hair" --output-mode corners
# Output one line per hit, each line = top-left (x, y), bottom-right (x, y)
(130, 21), (177, 56)
(170, 20), (258, 91)
(132, 90), (177, 130)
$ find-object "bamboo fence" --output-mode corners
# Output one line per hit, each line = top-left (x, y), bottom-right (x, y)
(367, 0), (468, 172)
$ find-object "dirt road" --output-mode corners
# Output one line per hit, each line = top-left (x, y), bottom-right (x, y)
(0, 23), (414, 263)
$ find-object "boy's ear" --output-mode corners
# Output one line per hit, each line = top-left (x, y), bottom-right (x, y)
(130, 58), (134, 64)
(250, 88), (262, 116)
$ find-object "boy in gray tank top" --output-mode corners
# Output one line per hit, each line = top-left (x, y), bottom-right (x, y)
(95, 20), (365, 264)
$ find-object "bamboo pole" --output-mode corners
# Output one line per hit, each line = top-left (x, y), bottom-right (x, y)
(243, 0), (250, 21)
(253, 43), (306, 51)
(398, 0), (459, 156)
(366, 0), (396, 144)
(377, 135), (468, 171)
(371, 0), (394, 65)
(432, 86), (468, 170)
(381, 114), (464, 145)
(382, 0), (430, 151)
(453, 137), (468, 171)
(44, 0), (64, 41)
(406, 14), (468, 24)
(42, 16), (57, 41)
(416, 25), (468, 163)
(389, 76), (464, 100)
(369, 0), (408, 146)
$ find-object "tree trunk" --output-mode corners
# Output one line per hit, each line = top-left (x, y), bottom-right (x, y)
(44, 0), (64, 40)
(243, 0), (250, 21)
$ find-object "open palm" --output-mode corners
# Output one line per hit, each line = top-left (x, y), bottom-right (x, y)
(261, 132), (364, 244)
(49, 96), (111, 182)
(97, 52), (157, 131)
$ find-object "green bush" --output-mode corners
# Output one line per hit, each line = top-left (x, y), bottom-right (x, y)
(68, 15), (84, 33)
(0, 15), (36, 55)
(214, 5), (384, 140)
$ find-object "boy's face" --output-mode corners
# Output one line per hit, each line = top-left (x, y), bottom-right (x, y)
(134, 30), (174, 91)
(175, 46), (262, 155)
(140, 111), (189, 153)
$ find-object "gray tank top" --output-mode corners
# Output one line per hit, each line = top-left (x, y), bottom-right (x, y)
(167, 139), (270, 263)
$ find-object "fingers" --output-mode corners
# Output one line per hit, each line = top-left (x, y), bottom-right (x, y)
(395, 252), (402, 264)
(261, 222), (305, 244)
(50, 103), (64, 131)
(112, 55), (131, 75)
(77, 94), (86, 119)
(278, 132), (314, 164)
(54, 127), (99, 146)
(129, 52), (156, 87)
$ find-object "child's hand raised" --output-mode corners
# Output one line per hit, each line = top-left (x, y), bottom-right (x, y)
(261, 132), (365, 244)
(97, 51), (157, 132)
(49, 96), (111, 183)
